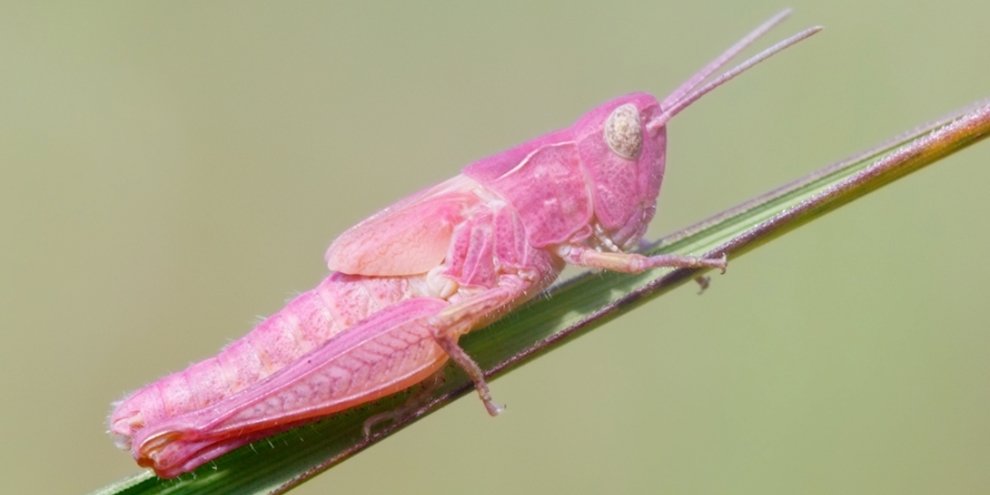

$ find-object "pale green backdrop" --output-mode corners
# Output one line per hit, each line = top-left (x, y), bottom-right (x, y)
(1, 1), (987, 494)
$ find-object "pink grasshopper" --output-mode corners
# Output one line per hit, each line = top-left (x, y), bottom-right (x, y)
(109, 10), (820, 478)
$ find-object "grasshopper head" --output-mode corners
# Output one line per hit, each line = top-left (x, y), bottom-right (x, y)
(572, 93), (666, 250)
(572, 12), (820, 250)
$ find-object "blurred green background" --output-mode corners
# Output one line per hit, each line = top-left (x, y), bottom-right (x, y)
(2, 1), (987, 494)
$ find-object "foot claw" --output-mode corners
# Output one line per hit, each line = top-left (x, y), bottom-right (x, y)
(486, 402), (506, 417)
(694, 275), (711, 293)
(709, 253), (728, 274)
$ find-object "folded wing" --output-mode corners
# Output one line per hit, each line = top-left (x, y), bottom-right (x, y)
(325, 176), (481, 276)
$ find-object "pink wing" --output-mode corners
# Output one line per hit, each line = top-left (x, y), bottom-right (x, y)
(325, 176), (481, 276)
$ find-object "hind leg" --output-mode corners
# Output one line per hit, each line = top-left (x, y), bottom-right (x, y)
(425, 276), (534, 416)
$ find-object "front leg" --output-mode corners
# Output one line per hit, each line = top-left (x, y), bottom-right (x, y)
(557, 245), (727, 274)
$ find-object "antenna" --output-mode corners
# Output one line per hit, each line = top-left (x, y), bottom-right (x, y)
(647, 11), (822, 134)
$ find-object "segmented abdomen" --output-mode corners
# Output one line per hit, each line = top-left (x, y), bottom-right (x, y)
(109, 272), (422, 449)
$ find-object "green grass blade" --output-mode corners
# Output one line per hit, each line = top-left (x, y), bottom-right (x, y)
(89, 98), (990, 495)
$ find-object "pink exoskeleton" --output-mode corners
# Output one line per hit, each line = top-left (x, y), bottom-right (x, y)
(109, 10), (820, 478)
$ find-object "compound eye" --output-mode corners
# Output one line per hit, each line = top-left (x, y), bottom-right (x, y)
(604, 103), (643, 159)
